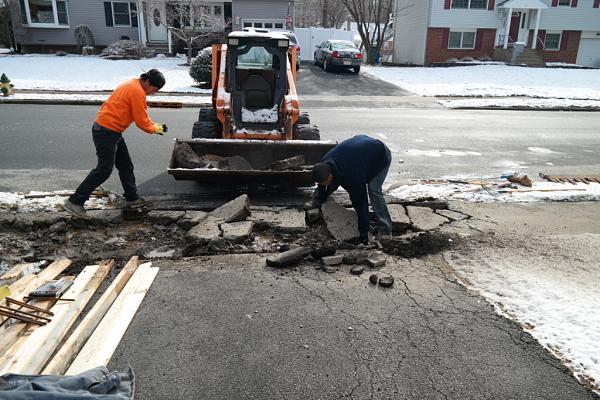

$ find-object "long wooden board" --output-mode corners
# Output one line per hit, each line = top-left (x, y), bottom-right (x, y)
(66, 264), (157, 375)
(43, 256), (140, 375)
(0, 261), (113, 375)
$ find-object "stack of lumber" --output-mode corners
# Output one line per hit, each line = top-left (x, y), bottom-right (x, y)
(0, 255), (158, 376)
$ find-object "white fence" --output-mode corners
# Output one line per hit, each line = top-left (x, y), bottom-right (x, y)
(295, 28), (355, 61)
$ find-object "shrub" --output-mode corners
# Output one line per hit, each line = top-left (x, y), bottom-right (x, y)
(189, 47), (212, 84)
(100, 40), (155, 60)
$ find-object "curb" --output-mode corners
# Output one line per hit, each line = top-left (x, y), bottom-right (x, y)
(445, 106), (600, 112)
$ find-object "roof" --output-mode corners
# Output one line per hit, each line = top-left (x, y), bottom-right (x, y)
(498, 0), (549, 9)
(229, 31), (288, 40)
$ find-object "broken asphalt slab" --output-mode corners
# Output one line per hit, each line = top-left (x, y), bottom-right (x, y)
(110, 253), (597, 400)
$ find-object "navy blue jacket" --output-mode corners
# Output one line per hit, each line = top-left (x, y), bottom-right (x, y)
(316, 135), (390, 240)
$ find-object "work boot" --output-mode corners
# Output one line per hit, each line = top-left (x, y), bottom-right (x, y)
(126, 197), (153, 209)
(64, 200), (91, 220)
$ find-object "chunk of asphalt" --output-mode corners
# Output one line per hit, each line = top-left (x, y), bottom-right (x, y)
(321, 254), (344, 266)
(249, 209), (306, 233)
(387, 204), (411, 231)
(406, 206), (449, 231)
(263, 155), (305, 171)
(343, 251), (369, 265)
(369, 274), (379, 285)
(266, 246), (312, 268)
(321, 199), (359, 242)
(221, 220), (254, 242)
(378, 276), (394, 288)
(147, 210), (185, 226)
(186, 216), (223, 243)
(311, 244), (337, 259)
(351, 265), (365, 275)
(366, 251), (386, 268)
(177, 211), (208, 230)
(321, 265), (336, 273)
(210, 194), (251, 223)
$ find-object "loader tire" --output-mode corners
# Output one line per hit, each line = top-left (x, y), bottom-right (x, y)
(297, 112), (310, 125)
(192, 121), (218, 139)
(197, 106), (217, 122)
(297, 124), (320, 141)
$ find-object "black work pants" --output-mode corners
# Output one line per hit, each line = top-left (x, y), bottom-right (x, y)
(69, 123), (138, 205)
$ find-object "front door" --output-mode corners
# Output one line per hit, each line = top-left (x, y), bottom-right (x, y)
(148, 2), (168, 43)
(509, 13), (520, 44)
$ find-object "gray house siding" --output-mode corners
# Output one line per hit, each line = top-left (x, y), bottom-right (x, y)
(232, 0), (294, 31)
(11, 0), (141, 51)
(393, 0), (431, 65)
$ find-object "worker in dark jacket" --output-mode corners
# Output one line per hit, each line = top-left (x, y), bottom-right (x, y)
(311, 135), (393, 244)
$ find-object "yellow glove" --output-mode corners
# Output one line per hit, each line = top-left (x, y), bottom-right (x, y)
(154, 123), (168, 135)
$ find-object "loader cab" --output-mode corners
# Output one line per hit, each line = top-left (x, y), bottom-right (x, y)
(226, 32), (290, 131)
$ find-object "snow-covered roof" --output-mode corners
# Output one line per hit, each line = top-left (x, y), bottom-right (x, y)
(498, 0), (549, 9)
(229, 31), (288, 40)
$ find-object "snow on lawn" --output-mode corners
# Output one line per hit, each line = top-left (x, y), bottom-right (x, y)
(363, 64), (600, 100)
(0, 54), (210, 93)
(445, 234), (600, 393)
(0, 191), (114, 212)
(5, 92), (211, 104)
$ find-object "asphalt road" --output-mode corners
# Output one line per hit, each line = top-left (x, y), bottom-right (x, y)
(1, 104), (599, 195)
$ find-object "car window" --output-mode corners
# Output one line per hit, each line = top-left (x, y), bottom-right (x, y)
(237, 45), (273, 69)
(331, 42), (356, 50)
(285, 34), (298, 45)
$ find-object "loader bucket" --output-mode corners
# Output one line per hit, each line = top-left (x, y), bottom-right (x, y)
(168, 139), (337, 186)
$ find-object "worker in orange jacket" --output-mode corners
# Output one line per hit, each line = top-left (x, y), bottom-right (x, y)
(64, 69), (168, 219)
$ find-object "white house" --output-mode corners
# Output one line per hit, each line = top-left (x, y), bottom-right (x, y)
(393, 0), (600, 67)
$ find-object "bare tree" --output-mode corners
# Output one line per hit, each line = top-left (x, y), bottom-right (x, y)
(0, 0), (15, 49)
(144, 0), (226, 64)
(340, 0), (393, 64)
(295, 0), (346, 28)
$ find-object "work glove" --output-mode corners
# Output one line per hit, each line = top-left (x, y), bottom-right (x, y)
(154, 123), (168, 135)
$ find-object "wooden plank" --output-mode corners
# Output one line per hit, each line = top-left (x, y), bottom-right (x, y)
(0, 261), (114, 375)
(66, 263), (157, 375)
(43, 256), (140, 375)
(0, 262), (37, 282)
(1, 258), (71, 328)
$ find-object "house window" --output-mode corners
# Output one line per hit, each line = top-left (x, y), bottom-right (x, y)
(558, 0), (571, 5)
(242, 19), (286, 30)
(112, 2), (131, 26)
(213, 5), (221, 16)
(451, 0), (487, 9)
(19, 0), (69, 26)
(544, 33), (561, 50)
(448, 31), (476, 49)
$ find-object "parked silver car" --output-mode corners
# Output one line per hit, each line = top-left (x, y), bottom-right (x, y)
(313, 40), (362, 74)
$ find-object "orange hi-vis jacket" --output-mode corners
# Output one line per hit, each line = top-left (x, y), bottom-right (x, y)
(95, 78), (156, 134)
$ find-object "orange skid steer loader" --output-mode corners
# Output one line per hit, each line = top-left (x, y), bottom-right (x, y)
(168, 30), (335, 186)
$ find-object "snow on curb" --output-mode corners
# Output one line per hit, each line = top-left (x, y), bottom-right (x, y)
(0, 191), (114, 212)
(388, 181), (600, 203)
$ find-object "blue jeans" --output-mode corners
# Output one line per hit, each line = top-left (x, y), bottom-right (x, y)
(368, 146), (392, 234)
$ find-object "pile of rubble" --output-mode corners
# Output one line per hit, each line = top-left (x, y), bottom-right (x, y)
(174, 142), (309, 171)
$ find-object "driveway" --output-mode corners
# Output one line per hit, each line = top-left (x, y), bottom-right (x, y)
(296, 61), (410, 97)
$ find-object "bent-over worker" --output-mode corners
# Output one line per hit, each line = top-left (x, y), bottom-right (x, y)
(311, 135), (393, 244)
(64, 69), (169, 219)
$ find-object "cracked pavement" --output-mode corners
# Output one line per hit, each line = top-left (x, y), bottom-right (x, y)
(110, 203), (600, 400)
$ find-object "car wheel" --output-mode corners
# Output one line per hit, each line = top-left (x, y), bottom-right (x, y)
(297, 124), (321, 140)
(352, 66), (360, 74)
(323, 58), (329, 72)
(314, 54), (318, 65)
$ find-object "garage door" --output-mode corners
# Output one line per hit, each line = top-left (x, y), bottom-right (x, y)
(576, 38), (600, 68)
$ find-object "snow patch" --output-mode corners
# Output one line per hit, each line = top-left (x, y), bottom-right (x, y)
(241, 105), (279, 123)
